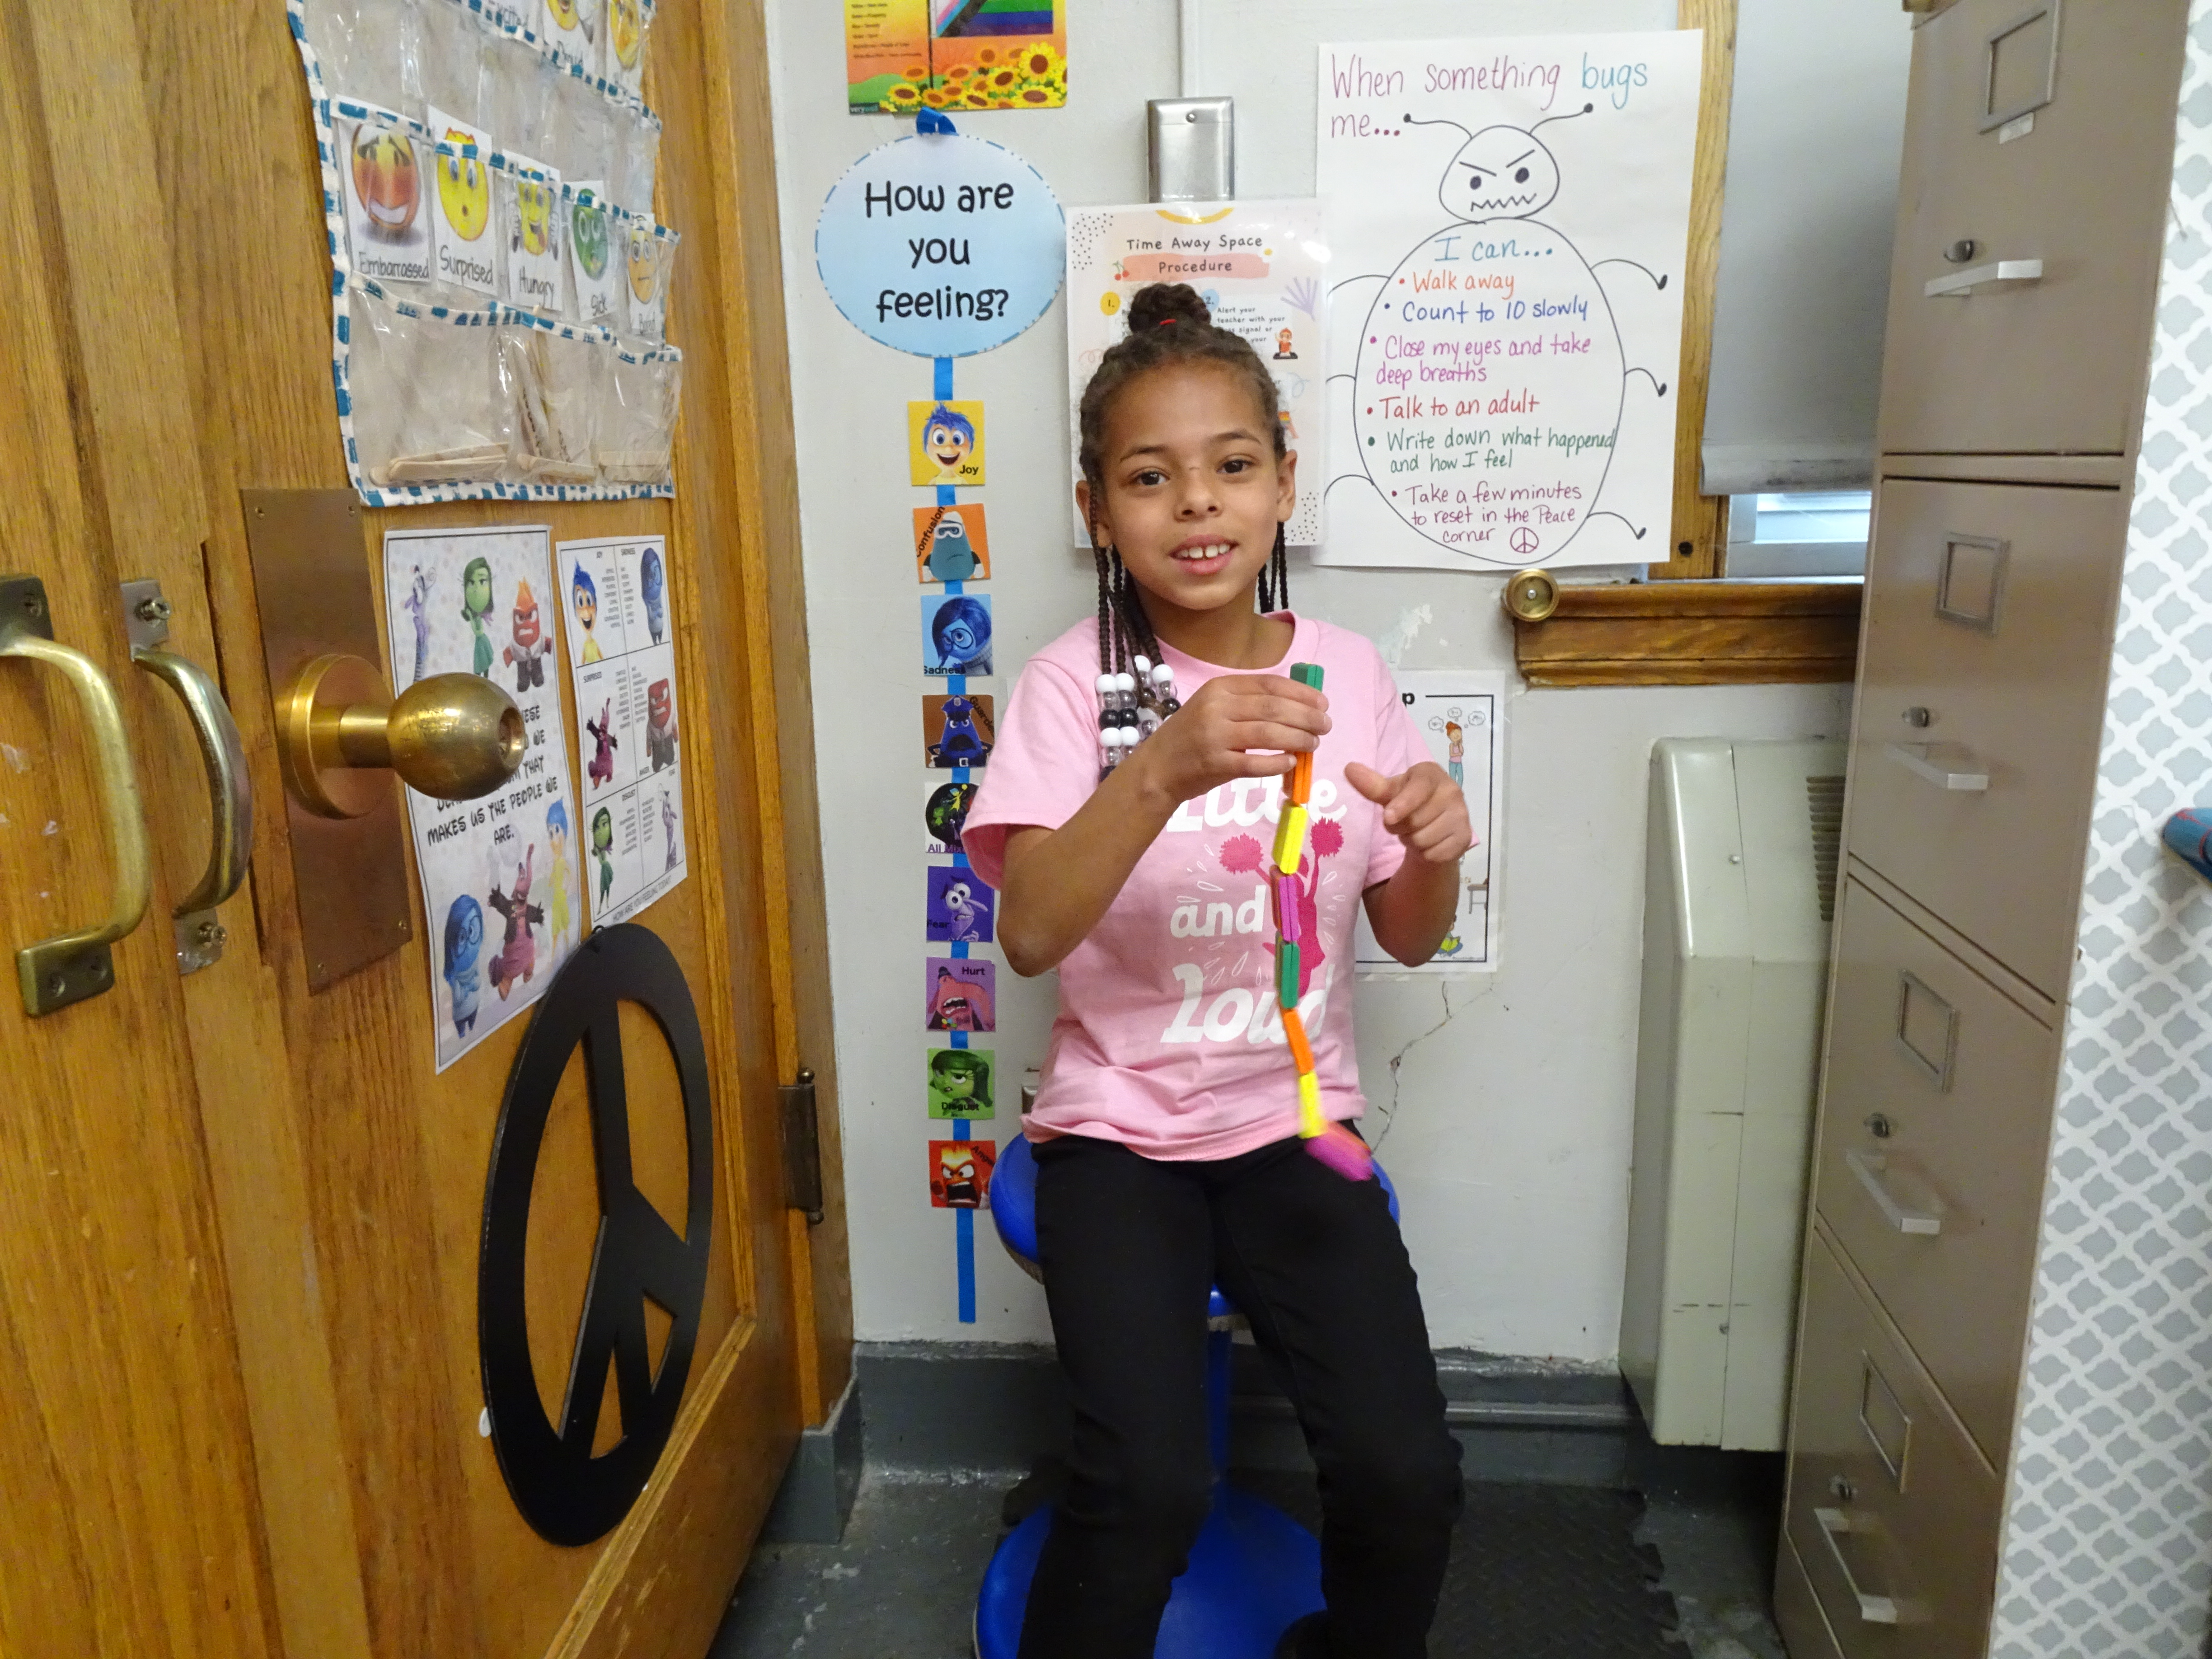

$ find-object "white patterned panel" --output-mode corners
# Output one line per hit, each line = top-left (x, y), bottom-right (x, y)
(1991, 10), (2212, 1654)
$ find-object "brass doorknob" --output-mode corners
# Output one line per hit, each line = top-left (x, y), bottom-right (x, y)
(1502, 567), (1560, 623)
(279, 653), (526, 819)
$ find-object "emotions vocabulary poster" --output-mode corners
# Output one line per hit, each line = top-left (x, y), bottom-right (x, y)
(560, 536), (690, 928)
(909, 399), (987, 486)
(383, 525), (585, 1074)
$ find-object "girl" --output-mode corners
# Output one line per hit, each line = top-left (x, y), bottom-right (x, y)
(961, 284), (1470, 1659)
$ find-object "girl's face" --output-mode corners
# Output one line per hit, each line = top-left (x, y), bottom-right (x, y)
(1080, 362), (1294, 623)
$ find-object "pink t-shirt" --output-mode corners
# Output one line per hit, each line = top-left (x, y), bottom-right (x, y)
(962, 612), (1427, 1162)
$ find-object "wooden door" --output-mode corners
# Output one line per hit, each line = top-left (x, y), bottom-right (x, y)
(1, 0), (851, 1654)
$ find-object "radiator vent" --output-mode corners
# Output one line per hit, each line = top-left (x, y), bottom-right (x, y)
(1807, 775), (1845, 922)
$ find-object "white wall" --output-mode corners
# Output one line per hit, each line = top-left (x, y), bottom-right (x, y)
(765, 0), (1852, 1358)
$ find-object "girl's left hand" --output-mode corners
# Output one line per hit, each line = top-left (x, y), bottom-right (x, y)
(1345, 760), (1473, 865)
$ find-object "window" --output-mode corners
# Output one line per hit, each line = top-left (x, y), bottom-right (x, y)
(1726, 491), (1871, 578)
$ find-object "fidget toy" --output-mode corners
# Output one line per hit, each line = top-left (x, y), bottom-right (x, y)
(1273, 663), (1373, 1183)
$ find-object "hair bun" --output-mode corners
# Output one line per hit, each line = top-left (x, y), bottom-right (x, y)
(1126, 282), (1213, 331)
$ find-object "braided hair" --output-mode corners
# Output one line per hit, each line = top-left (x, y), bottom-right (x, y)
(1077, 283), (1291, 692)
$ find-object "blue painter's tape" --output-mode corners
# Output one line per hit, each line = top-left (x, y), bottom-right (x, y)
(937, 484), (957, 507)
(953, 853), (970, 869)
(935, 355), (954, 400)
(951, 941), (970, 958)
(946, 579), (963, 595)
(956, 1207), (975, 1323)
(953, 766), (971, 784)
(948, 675), (966, 695)
(951, 1030), (969, 1049)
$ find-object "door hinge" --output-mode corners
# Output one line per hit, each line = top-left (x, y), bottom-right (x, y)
(781, 1069), (824, 1224)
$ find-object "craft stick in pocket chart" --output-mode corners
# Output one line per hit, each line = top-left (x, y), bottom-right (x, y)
(915, 504), (991, 583)
(909, 400), (986, 487)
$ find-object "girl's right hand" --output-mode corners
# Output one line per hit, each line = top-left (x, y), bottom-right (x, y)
(1127, 673), (1331, 809)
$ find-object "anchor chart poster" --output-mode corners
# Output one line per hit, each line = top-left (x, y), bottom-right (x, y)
(382, 525), (585, 1074)
(1317, 35), (1701, 571)
(559, 535), (690, 929)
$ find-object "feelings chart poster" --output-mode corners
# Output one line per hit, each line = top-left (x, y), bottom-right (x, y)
(1064, 202), (1329, 548)
(1353, 670), (1507, 975)
(382, 525), (585, 1073)
(558, 535), (690, 928)
(1316, 35), (1702, 571)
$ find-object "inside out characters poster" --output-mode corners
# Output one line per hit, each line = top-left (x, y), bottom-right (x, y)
(1353, 669), (1506, 974)
(559, 536), (690, 927)
(1065, 202), (1329, 547)
(928, 1138), (997, 1209)
(1316, 34), (1701, 570)
(382, 525), (585, 1074)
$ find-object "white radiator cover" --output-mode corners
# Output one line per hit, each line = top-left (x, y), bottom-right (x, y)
(1620, 738), (1844, 1449)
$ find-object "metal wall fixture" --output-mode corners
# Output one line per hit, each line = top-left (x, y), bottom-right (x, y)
(0, 574), (150, 1016)
(1148, 97), (1233, 203)
(1501, 567), (1561, 623)
(121, 579), (253, 975)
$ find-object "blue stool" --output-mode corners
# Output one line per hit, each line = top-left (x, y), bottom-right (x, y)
(974, 1133), (1399, 1659)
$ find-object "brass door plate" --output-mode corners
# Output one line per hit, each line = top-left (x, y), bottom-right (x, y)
(240, 489), (413, 992)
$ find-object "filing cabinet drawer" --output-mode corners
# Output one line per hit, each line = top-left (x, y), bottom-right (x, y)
(1814, 878), (2057, 1464)
(1845, 477), (2125, 998)
(1786, 1229), (2001, 1659)
(1877, 0), (2184, 456)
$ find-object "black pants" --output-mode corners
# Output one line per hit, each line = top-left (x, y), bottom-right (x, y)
(1018, 1133), (1464, 1659)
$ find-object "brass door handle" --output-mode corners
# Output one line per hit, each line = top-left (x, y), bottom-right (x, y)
(0, 575), (151, 1016)
(122, 581), (253, 975)
(279, 653), (525, 819)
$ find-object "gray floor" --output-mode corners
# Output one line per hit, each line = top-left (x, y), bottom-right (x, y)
(710, 1468), (1789, 1659)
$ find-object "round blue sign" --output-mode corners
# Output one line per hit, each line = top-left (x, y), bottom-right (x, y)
(815, 132), (1066, 358)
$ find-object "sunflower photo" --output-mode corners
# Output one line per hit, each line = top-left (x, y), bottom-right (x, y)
(846, 0), (1066, 115)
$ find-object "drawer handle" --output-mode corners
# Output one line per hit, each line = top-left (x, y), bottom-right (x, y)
(1885, 742), (1989, 792)
(1923, 258), (2043, 299)
(1814, 1507), (1902, 1626)
(1847, 1150), (1945, 1236)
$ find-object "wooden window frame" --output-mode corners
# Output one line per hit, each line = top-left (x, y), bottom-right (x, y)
(1510, 0), (1867, 688)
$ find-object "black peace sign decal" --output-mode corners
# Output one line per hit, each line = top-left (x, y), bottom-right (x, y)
(478, 923), (715, 1547)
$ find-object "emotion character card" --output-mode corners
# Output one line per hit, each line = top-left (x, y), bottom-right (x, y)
(930, 1139), (997, 1209)
(342, 112), (434, 285)
(914, 504), (991, 583)
(502, 154), (564, 313)
(922, 592), (993, 677)
(922, 693), (994, 768)
(923, 777), (979, 855)
(926, 866), (994, 943)
(426, 108), (498, 299)
(926, 1045), (996, 1118)
(923, 958), (997, 1032)
(909, 400), (986, 486)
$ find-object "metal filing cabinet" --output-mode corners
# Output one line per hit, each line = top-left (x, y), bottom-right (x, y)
(1776, 4), (2192, 1655)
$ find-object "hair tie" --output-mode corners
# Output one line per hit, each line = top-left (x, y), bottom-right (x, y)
(1158, 317), (1178, 327)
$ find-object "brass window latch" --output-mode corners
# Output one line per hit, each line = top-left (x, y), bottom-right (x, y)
(781, 1069), (824, 1225)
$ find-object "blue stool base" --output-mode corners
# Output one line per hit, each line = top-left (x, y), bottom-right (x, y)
(975, 1484), (1323, 1659)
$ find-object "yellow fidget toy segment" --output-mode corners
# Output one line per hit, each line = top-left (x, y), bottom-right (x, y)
(1272, 804), (1308, 875)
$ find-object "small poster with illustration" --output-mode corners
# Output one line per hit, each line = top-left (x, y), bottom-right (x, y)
(926, 866), (994, 943)
(914, 503), (991, 583)
(929, 1138), (997, 1209)
(909, 400), (986, 487)
(923, 776), (979, 855)
(1065, 201), (1329, 546)
(921, 592), (992, 678)
(926, 1045), (996, 1119)
(342, 108), (434, 286)
(845, 0), (1067, 115)
(1353, 669), (1506, 975)
(923, 957), (997, 1032)
(558, 536), (689, 927)
(922, 692), (994, 768)
(382, 525), (586, 1074)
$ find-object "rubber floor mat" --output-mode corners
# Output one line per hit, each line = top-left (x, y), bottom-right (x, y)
(1238, 1474), (1681, 1658)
